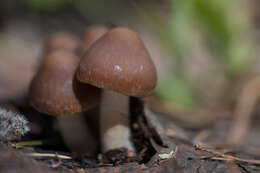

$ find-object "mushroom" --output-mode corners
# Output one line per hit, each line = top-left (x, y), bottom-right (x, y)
(81, 25), (109, 55)
(77, 27), (157, 153)
(29, 50), (100, 153)
(45, 32), (81, 55)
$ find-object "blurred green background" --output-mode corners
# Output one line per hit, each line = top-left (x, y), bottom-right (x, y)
(0, 0), (257, 115)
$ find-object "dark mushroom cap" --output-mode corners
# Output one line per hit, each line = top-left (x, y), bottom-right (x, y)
(81, 25), (108, 55)
(29, 50), (100, 116)
(45, 32), (80, 54)
(77, 27), (157, 97)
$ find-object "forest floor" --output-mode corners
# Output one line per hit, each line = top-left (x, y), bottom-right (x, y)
(1, 99), (260, 173)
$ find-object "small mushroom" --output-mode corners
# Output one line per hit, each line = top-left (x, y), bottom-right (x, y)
(77, 27), (157, 153)
(45, 32), (81, 55)
(29, 50), (100, 153)
(81, 25), (109, 55)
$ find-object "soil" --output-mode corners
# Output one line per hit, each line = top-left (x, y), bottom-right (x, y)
(0, 98), (260, 173)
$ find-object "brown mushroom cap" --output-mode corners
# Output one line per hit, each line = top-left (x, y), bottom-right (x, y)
(45, 32), (80, 54)
(29, 50), (100, 116)
(77, 27), (157, 97)
(82, 25), (108, 55)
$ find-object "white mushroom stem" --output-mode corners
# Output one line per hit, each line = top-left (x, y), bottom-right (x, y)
(100, 90), (135, 153)
(57, 113), (98, 154)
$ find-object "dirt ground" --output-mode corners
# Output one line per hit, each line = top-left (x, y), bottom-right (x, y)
(0, 99), (259, 173)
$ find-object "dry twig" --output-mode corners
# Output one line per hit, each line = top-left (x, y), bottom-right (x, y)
(195, 144), (260, 165)
(228, 77), (260, 146)
(26, 152), (72, 160)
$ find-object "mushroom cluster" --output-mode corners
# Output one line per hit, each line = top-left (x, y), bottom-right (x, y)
(29, 26), (107, 153)
(29, 26), (157, 155)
